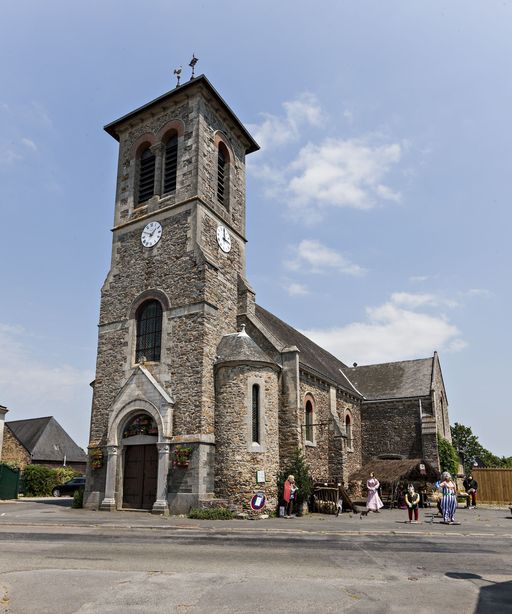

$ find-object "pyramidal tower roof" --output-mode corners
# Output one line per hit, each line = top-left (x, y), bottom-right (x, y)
(215, 325), (277, 366)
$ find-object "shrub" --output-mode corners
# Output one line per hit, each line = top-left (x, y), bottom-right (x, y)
(72, 488), (84, 509)
(188, 507), (233, 520)
(22, 465), (57, 496)
(437, 434), (459, 476)
(21, 465), (79, 496)
(277, 448), (313, 509)
(54, 466), (78, 485)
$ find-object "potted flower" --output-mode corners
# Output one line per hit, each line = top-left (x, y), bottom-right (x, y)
(89, 447), (103, 471)
(174, 446), (193, 467)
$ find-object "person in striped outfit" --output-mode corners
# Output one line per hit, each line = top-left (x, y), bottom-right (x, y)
(439, 471), (458, 524)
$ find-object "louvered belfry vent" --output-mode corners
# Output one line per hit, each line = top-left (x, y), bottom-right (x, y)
(163, 135), (178, 194)
(217, 145), (226, 206)
(138, 148), (156, 204)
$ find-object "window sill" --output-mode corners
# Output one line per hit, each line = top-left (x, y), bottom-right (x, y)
(249, 443), (265, 453)
(305, 440), (316, 448)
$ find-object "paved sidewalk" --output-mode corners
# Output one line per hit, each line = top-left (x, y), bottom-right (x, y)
(1, 497), (511, 537)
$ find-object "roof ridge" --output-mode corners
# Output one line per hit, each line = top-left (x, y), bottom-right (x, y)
(255, 304), (349, 370)
(351, 356), (433, 369)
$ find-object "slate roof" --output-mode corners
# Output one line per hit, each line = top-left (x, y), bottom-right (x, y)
(343, 357), (434, 401)
(6, 417), (87, 463)
(216, 326), (277, 366)
(255, 305), (360, 395)
(104, 74), (260, 154)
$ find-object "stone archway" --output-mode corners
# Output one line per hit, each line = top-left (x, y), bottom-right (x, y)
(121, 413), (158, 510)
(100, 400), (171, 515)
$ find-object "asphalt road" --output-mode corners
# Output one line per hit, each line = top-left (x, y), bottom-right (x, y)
(0, 499), (511, 613)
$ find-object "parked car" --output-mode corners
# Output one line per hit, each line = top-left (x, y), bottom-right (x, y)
(52, 477), (86, 497)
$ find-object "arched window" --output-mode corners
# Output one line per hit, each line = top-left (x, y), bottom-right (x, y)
(345, 415), (353, 450)
(135, 300), (162, 363)
(122, 413), (158, 439)
(252, 384), (260, 444)
(163, 133), (178, 194)
(217, 143), (229, 207)
(137, 147), (156, 205)
(305, 400), (313, 443)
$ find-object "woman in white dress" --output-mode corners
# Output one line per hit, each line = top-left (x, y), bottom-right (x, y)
(366, 472), (384, 512)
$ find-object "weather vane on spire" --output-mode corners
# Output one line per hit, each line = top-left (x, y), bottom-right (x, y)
(189, 53), (198, 80)
(173, 66), (182, 88)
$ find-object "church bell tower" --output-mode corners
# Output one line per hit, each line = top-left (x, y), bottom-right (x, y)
(84, 75), (259, 514)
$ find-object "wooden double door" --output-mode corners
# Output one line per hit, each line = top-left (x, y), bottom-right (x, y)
(122, 444), (158, 510)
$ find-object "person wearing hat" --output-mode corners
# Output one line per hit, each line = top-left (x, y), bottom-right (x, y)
(439, 471), (458, 524)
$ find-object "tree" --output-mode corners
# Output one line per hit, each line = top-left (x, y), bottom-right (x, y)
(278, 448), (313, 509)
(450, 423), (482, 470)
(451, 422), (511, 472)
(437, 435), (459, 475)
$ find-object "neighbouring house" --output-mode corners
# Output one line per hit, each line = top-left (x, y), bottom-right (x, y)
(2, 416), (87, 473)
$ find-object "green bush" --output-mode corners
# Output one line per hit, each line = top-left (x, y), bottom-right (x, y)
(21, 465), (79, 496)
(54, 466), (78, 485)
(72, 488), (84, 509)
(22, 465), (57, 496)
(188, 507), (234, 520)
(437, 434), (459, 476)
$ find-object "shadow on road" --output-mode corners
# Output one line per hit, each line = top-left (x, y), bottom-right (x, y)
(445, 572), (512, 613)
(18, 497), (73, 508)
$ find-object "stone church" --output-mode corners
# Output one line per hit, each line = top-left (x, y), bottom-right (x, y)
(84, 75), (451, 514)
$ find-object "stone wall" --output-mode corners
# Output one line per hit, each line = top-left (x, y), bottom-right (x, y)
(214, 364), (280, 510)
(432, 353), (451, 441)
(300, 376), (331, 481)
(361, 399), (424, 464)
(298, 374), (362, 485)
(1, 426), (30, 469)
(337, 391), (363, 482)
(168, 442), (215, 514)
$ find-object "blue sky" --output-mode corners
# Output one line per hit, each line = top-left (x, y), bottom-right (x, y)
(0, 1), (510, 455)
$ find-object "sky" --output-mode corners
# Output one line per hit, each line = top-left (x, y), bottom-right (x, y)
(0, 1), (510, 456)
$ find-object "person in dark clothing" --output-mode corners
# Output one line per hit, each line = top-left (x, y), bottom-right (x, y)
(463, 475), (478, 508)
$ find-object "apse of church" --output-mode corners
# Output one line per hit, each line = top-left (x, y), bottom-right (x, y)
(84, 74), (450, 515)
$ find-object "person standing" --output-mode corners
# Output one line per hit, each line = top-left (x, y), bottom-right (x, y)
(405, 484), (420, 523)
(366, 472), (384, 513)
(439, 471), (457, 524)
(283, 475), (298, 518)
(463, 474), (478, 508)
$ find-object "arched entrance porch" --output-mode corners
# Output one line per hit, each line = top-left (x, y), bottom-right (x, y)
(100, 399), (171, 515)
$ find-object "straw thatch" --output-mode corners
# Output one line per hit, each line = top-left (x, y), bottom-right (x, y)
(349, 458), (439, 485)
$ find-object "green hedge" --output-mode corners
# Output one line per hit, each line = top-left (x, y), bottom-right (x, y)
(188, 507), (234, 520)
(22, 465), (79, 497)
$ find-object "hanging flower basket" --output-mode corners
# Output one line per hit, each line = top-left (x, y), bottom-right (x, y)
(89, 447), (103, 471)
(173, 446), (193, 467)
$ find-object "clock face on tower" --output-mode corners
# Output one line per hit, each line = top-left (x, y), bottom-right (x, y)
(141, 221), (162, 248)
(216, 225), (231, 253)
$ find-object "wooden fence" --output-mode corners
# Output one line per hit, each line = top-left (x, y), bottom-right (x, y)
(472, 468), (512, 504)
